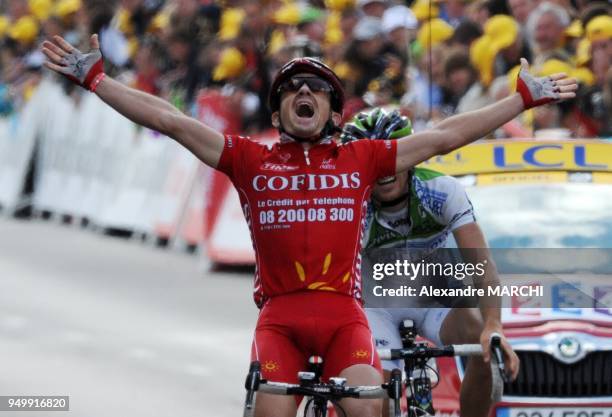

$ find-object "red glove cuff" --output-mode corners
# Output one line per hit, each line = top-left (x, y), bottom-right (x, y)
(89, 73), (106, 93)
(83, 58), (105, 91)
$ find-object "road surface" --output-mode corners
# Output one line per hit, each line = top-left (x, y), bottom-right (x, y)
(0, 217), (258, 417)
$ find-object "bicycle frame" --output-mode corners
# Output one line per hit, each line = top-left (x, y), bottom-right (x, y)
(398, 320), (436, 417)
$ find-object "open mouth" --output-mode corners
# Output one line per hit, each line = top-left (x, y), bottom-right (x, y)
(296, 102), (315, 118)
(377, 176), (396, 185)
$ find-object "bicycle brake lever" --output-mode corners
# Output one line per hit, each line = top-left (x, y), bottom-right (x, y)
(490, 333), (509, 384)
(388, 368), (402, 417)
(244, 361), (261, 409)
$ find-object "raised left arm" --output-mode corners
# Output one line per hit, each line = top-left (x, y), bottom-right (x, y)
(395, 59), (577, 172)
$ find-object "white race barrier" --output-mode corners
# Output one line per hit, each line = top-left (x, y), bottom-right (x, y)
(0, 80), (52, 213)
(34, 80), (79, 215)
(0, 79), (208, 249)
(207, 184), (255, 263)
(93, 127), (164, 233)
(173, 164), (209, 249)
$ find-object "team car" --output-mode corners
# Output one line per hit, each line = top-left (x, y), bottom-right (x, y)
(421, 139), (612, 417)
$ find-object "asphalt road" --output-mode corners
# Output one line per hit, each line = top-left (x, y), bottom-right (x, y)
(0, 217), (259, 417)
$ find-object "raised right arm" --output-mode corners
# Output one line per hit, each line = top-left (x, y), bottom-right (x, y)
(41, 34), (224, 168)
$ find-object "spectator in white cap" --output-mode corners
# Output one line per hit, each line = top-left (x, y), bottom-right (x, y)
(352, 16), (384, 44)
(357, 0), (387, 18)
(344, 16), (397, 97)
(382, 5), (417, 62)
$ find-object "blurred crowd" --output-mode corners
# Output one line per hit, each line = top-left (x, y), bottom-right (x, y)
(0, 0), (610, 138)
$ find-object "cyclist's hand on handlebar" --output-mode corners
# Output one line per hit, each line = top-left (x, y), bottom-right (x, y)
(480, 323), (520, 381)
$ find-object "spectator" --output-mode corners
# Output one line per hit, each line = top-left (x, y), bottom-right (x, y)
(439, 0), (469, 28)
(381, 5), (417, 63)
(416, 17), (454, 51)
(213, 45), (264, 134)
(465, 0), (490, 26)
(158, 23), (208, 110)
(448, 19), (483, 49)
(441, 49), (477, 115)
(6, 0), (30, 20)
(132, 38), (161, 95)
(563, 19), (583, 56)
(343, 16), (387, 97)
(404, 42), (447, 125)
(169, 0), (219, 46)
(578, 2), (610, 30)
(357, 0), (387, 19)
(0, 0), (597, 138)
(339, 6), (359, 41)
(296, 7), (326, 46)
(576, 15), (612, 137)
(526, 2), (571, 65)
(586, 14), (612, 62)
(507, 0), (535, 24)
(470, 15), (530, 87)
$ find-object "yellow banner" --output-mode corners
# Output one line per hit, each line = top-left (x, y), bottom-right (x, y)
(593, 172), (612, 184)
(477, 171), (568, 186)
(419, 140), (612, 176)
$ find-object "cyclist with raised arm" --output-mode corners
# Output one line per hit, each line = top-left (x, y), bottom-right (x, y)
(342, 108), (520, 417)
(41, 33), (575, 417)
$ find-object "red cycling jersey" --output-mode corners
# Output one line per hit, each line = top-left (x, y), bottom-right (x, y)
(217, 135), (397, 307)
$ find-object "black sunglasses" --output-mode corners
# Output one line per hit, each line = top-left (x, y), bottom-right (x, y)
(278, 76), (332, 94)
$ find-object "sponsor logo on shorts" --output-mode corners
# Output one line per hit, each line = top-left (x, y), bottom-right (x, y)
(262, 360), (280, 372)
(352, 349), (370, 359)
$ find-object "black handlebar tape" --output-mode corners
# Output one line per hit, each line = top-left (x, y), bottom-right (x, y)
(490, 335), (509, 383)
(245, 361), (261, 392)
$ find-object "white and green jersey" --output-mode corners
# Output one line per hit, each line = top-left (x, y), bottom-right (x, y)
(363, 167), (475, 251)
(364, 168), (476, 359)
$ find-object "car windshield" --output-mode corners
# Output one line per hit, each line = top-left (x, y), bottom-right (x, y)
(465, 182), (612, 248)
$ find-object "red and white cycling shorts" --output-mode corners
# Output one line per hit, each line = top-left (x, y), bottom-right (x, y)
(251, 290), (381, 383)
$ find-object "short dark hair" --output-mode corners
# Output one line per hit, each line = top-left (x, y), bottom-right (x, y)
(443, 50), (476, 80)
(450, 19), (484, 47)
(580, 1), (612, 28)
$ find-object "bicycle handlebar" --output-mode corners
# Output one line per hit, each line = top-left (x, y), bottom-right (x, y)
(378, 343), (483, 360)
(377, 334), (508, 404)
(256, 380), (389, 399)
(243, 360), (404, 417)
